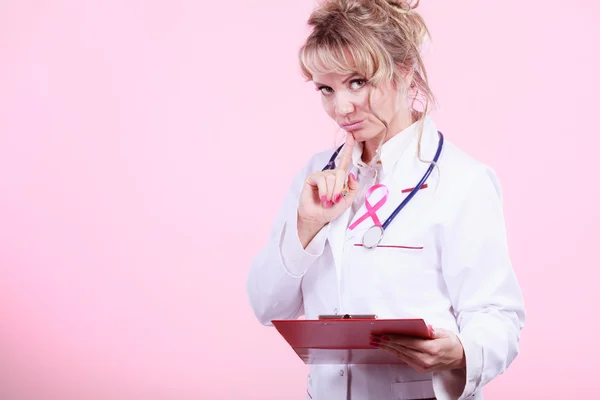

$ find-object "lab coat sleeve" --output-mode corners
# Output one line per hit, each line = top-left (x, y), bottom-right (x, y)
(436, 168), (526, 399)
(246, 162), (329, 326)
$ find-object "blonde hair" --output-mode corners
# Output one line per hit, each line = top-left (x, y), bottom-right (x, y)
(299, 0), (436, 164)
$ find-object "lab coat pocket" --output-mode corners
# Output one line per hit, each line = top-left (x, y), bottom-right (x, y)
(351, 232), (426, 261)
(346, 237), (427, 295)
(305, 373), (313, 399)
(374, 242), (427, 277)
(350, 218), (428, 255)
(353, 243), (424, 251)
(391, 380), (435, 400)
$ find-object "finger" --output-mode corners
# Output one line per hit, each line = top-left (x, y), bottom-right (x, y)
(390, 345), (438, 372)
(338, 172), (358, 204)
(377, 343), (423, 370)
(397, 346), (433, 366)
(429, 327), (444, 340)
(337, 132), (355, 173)
(332, 169), (346, 203)
(379, 335), (429, 352)
(379, 341), (424, 357)
(347, 172), (359, 193)
(378, 342), (418, 359)
(324, 173), (335, 206)
(379, 343), (434, 372)
(305, 173), (328, 205)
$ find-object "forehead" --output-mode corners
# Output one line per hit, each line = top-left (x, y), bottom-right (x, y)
(312, 72), (359, 85)
(303, 45), (361, 78)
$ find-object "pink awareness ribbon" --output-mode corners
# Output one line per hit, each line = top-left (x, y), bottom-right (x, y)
(348, 184), (389, 230)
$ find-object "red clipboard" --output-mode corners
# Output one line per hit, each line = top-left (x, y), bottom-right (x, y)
(272, 316), (434, 365)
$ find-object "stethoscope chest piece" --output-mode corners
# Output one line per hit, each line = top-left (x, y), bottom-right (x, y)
(324, 131), (444, 251)
(362, 225), (384, 249)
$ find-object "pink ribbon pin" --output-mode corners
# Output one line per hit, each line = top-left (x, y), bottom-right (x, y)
(348, 184), (389, 230)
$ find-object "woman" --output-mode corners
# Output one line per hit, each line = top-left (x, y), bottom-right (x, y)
(246, 0), (525, 399)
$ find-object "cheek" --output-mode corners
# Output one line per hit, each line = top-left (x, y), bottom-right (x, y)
(369, 92), (396, 119)
(367, 88), (386, 111)
(354, 91), (370, 110)
(322, 98), (335, 118)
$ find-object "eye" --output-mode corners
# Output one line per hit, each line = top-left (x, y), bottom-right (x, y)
(317, 86), (334, 95)
(350, 79), (367, 90)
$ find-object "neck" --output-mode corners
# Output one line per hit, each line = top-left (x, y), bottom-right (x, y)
(361, 110), (417, 164)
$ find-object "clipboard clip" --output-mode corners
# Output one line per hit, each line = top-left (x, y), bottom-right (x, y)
(318, 314), (378, 320)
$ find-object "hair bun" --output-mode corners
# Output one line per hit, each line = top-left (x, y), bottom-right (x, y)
(387, 0), (420, 13)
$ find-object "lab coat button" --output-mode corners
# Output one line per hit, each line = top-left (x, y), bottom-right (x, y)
(334, 308), (338, 315)
(339, 370), (344, 376)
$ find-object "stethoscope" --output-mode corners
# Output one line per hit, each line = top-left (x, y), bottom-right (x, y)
(322, 131), (444, 249)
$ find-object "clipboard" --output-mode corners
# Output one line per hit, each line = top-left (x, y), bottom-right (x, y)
(271, 315), (434, 365)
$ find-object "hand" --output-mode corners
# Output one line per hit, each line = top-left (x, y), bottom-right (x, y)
(370, 328), (466, 373)
(297, 133), (359, 246)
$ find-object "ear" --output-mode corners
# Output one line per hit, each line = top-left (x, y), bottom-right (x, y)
(394, 64), (414, 91)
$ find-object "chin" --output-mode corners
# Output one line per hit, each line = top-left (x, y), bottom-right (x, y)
(349, 128), (377, 143)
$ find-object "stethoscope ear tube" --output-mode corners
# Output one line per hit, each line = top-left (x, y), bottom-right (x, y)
(321, 131), (444, 249)
(382, 131), (444, 230)
(322, 144), (345, 172)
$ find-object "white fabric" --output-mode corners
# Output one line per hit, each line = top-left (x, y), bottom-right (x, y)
(247, 116), (526, 400)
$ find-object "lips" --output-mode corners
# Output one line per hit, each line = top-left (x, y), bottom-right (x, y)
(340, 119), (366, 130)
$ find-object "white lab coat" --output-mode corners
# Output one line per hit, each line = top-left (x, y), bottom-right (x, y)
(246, 116), (526, 400)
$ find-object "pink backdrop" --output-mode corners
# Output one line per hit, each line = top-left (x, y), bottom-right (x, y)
(1, 0), (598, 398)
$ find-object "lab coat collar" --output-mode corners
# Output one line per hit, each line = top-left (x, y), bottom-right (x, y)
(343, 115), (442, 244)
(326, 116), (441, 284)
(350, 116), (435, 177)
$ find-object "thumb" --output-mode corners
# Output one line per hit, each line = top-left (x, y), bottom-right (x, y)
(338, 172), (359, 206)
(347, 172), (359, 193)
(430, 326), (451, 339)
(341, 172), (359, 203)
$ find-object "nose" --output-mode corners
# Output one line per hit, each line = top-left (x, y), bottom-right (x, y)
(334, 93), (355, 117)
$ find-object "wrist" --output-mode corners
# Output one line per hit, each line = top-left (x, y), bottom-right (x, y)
(451, 341), (467, 370)
(297, 216), (326, 249)
(454, 352), (466, 370)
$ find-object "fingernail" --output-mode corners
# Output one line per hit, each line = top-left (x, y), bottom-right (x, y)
(334, 194), (341, 203)
(381, 336), (390, 342)
(326, 200), (333, 207)
(321, 196), (327, 202)
(370, 337), (381, 344)
(369, 340), (380, 347)
(349, 173), (356, 181)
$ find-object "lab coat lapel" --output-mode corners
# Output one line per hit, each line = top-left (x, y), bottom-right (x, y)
(345, 153), (420, 244)
(327, 165), (358, 284)
(345, 125), (442, 244)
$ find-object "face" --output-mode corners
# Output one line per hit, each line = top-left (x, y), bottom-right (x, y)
(312, 71), (411, 144)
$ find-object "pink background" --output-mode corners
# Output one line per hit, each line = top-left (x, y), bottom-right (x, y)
(1, 0), (598, 398)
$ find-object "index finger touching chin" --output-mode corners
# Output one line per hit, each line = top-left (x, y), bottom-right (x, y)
(337, 132), (355, 173)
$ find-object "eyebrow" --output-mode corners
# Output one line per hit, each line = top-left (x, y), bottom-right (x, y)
(314, 74), (359, 87)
